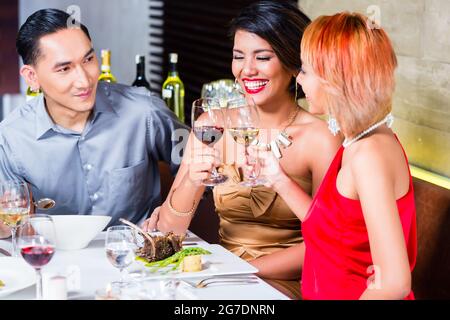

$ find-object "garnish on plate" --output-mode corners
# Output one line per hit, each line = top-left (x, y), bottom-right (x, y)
(0, 280), (4, 288)
(136, 247), (211, 273)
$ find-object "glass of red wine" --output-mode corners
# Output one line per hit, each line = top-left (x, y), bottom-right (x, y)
(18, 214), (56, 300)
(192, 98), (228, 186)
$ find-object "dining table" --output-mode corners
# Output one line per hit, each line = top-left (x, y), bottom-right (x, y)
(0, 230), (290, 300)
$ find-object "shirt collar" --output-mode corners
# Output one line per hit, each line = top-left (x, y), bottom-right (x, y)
(34, 83), (118, 140)
(35, 95), (56, 140)
(92, 82), (118, 118)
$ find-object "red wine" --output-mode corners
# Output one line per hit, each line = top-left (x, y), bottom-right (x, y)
(193, 126), (224, 146)
(21, 246), (55, 268)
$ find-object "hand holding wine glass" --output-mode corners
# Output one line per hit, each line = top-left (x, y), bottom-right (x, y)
(0, 181), (31, 256)
(226, 96), (263, 187)
(18, 214), (56, 300)
(247, 144), (288, 191)
(191, 98), (228, 186)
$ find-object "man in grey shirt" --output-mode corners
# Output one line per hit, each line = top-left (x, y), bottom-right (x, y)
(0, 9), (188, 237)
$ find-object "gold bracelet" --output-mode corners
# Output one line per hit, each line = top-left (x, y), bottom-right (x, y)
(168, 188), (196, 217)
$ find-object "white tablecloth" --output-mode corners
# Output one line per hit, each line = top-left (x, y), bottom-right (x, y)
(0, 232), (289, 300)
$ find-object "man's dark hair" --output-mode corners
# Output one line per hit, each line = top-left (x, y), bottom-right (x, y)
(229, 1), (311, 98)
(16, 8), (91, 65)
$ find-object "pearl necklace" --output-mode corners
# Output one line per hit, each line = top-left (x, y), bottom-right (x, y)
(343, 113), (394, 148)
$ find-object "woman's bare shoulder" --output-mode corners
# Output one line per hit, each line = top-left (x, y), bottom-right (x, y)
(349, 133), (402, 181)
(292, 111), (342, 149)
(286, 111), (342, 170)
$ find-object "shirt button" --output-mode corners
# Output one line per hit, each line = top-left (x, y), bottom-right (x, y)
(85, 164), (93, 171)
(80, 136), (85, 141)
(92, 193), (99, 201)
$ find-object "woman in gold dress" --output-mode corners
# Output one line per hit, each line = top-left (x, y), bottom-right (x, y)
(143, 1), (341, 299)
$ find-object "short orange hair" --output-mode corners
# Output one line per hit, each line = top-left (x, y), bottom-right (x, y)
(301, 12), (398, 137)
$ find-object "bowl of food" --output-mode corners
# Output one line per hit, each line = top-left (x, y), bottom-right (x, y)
(51, 215), (111, 250)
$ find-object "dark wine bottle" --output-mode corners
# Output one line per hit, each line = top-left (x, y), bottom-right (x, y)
(132, 55), (151, 90)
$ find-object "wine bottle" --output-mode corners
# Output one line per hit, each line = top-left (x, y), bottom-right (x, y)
(161, 53), (185, 123)
(132, 55), (151, 90)
(98, 49), (117, 83)
(25, 86), (42, 101)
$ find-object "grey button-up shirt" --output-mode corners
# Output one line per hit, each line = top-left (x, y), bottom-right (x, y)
(0, 82), (188, 226)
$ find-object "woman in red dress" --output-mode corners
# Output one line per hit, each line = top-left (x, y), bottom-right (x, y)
(253, 12), (417, 299)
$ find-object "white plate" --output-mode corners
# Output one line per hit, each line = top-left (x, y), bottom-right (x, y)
(0, 257), (36, 298)
(130, 244), (258, 280)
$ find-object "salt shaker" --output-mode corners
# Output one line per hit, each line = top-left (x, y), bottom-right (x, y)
(44, 275), (68, 300)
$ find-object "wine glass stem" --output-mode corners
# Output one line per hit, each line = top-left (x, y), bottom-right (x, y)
(36, 268), (43, 300)
(244, 146), (257, 182)
(120, 268), (125, 284)
(211, 167), (219, 178)
(10, 226), (18, 257)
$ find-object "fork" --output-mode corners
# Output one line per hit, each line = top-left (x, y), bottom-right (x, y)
(183, 276), (259, 288)
(0, 248), (11, 257)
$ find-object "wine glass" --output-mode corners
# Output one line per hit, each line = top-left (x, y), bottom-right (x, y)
(18, 214), (56, 300)
(191, 98), (228, 186)
(0, 181), (31, 256)
(201, 79), (244, 108)
(226, 96), (263, 187)
(105, 225), (137, 288)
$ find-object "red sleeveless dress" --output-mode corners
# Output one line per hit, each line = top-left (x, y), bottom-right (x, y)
(301, 142), (417, 300)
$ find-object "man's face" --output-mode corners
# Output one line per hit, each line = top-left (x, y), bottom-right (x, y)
(32, 28), (100, 114)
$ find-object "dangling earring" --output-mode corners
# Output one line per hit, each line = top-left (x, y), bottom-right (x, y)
(327, 115), (341, 136)
(294, 82), (298, 103)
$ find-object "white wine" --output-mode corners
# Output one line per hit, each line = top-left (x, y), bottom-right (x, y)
(162, 53), (185, 123)
(229, 127), (260, 146)
(0, 210), (28, 227)
(98, 49), (117, 83)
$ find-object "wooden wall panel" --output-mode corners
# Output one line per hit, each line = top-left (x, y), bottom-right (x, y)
(0, 0), (20, 94)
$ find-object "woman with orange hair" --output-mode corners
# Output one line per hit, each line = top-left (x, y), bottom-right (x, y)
(254, 12), (417, 299)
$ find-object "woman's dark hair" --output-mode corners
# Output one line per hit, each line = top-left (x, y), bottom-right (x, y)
(229, 1), (311, 98)
(16, 8), (91, 65)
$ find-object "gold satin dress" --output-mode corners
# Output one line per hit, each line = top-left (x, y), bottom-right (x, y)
(213, 164), (312, 299)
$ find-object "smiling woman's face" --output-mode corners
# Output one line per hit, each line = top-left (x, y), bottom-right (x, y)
(32, 28), (100, 114)
(232, 30), (293, 108)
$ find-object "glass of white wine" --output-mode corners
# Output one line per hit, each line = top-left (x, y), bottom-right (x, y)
(226, 97), (262, 187)
(0, 181), (31, 256)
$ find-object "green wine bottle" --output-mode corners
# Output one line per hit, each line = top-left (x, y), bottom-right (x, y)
(162, 53), (185, 123)
(98, 49), (117, 83)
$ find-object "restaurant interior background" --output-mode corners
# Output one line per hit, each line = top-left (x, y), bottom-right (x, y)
(0, 0), (449, 299)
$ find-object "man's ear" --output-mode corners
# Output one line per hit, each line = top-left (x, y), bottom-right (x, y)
(20, 65), (40, 91)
